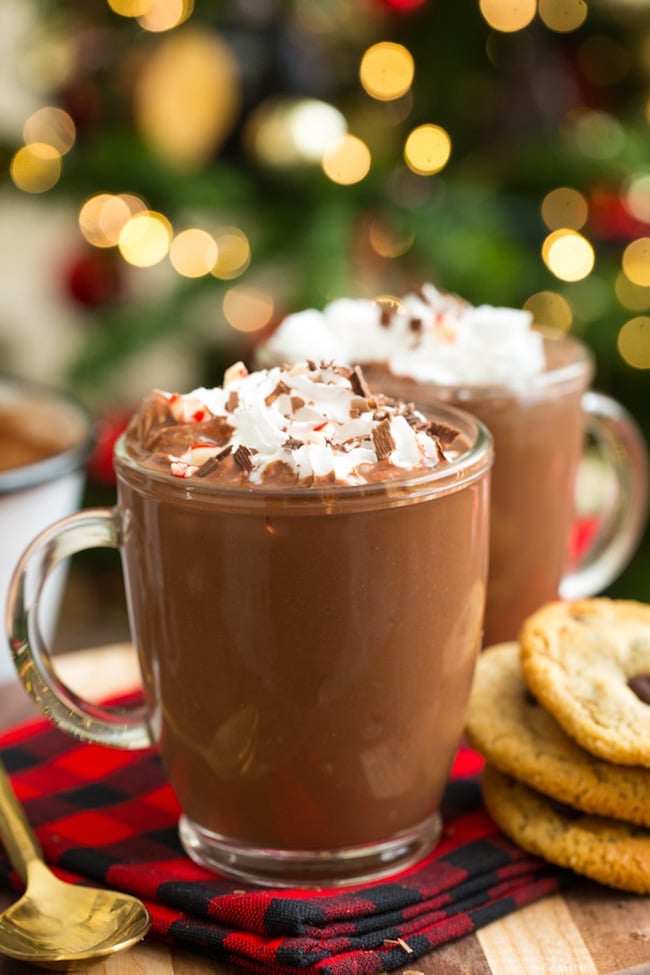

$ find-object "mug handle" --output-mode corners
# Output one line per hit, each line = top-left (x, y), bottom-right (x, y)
(5, 507), (152, 750)
(560, 391), (648, 600)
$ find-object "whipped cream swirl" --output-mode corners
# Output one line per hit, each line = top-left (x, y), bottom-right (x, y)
(256, 283), (546, 385)
(127, 362), (459, 487)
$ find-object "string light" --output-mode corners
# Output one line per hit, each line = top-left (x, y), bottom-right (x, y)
(618, 317), (650, 369)
(479, 0), (536, 33)
(359, 42), (415, 101)
(541, 187), (588, 231)
(404, 124), (451, 175)
(223, 286), (274, 332)
(211, 228), (251, 280)
(169, 228), (218, 277)
(538, 0), (587, 32)
(137, 0), (193, 31)
(23, 107), (75, 155)
(622, 238), (650, 286)
(615, 272), (650, 311)
(322, 135), (371, 185)
(10, 144), (62, 193)
(523, 290), (573, 331)
(542, 229), (595, 282)
(624, 174), (650, 224)
(107, 0), (154, 16)
(118, 211), (172, 267)
(79, 193), (147, 247)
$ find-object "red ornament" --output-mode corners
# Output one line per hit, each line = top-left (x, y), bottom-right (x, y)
(378, 0), (428, 10)
(86, 409), (132, 486)
(63, 250), (124, 309)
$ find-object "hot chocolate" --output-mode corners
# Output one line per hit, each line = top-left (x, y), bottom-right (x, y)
(6, 361), (493, 884)
(258, 288), (647, 646)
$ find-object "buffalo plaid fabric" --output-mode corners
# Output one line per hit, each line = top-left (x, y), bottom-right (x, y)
(0, 702), (561, 975)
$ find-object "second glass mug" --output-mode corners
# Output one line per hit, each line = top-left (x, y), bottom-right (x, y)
(6, 401), (493, 888)
(364, 328), (649, 646)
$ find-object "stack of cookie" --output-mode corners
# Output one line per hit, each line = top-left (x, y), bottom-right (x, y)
(465, 597), (650, 893)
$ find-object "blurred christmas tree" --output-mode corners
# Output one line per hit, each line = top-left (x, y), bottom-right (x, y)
(1, 0), (649, 596)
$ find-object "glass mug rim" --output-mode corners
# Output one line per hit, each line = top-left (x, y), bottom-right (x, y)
(114, 398), (494, 512)
(0, 375), (95, 496)
(388, 326), (595, 401)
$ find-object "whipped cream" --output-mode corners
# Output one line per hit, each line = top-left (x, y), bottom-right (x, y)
(256, 283), (546, 385)
(127, 362), (460, 487)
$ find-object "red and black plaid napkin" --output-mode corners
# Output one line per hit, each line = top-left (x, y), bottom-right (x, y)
(0, 703), (561, 975)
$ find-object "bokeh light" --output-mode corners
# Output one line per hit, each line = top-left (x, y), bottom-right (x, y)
(618, 317), (650, 369)
(10, 144), (62, 193)
(404, 124), (451, 175)
(567, 110), (626, 160)
(23, 107), (75, 155)
(322, 134), (371, 185)
(541, 187), (588, 231)
(368, 218), (414, 258)
(118, 211), (172, 267)
(479, 0), (536, 33)
(624, 174), (650, 224)
(107, 0), (154, 15)
(359, 42), (415, 101)
(138, 0), (193, 30)
(248, 99), (347, 167)
(622, 238), (650, 286)
(523, 290), (573, 331)
(615, 271), (650, 311)
(538, 0), (587, 32)
(211, 228), (251, 280)
(223, 286), (274, 332)
(170, 228), (218, 277)
(79, 193), (147, 248)
(542, 229), (595, 282)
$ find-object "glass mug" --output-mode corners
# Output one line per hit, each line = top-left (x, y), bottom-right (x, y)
(0, 376), (94, 685)
(364, 329), (648, 646)
(6, 402), (493, 887)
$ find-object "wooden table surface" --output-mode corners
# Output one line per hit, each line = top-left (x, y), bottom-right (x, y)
(0, 644), (649, 975)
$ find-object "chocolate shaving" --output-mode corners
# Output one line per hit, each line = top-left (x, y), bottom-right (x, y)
(372, 418), (396, 459)
(283, 437), (304, 450)
(225, 391), (240, 413)
(306, 359), (318, 372)
(425, 419), (459, 447)
(233, 444), (254, 472)
(350, 396), (371, 418)
(264, 381), (291, 406)
(628, 674), (650, 705)
(196, 445), (232, 478)
(379, 305), (394, 327)
(290, 396), (305, 412)
(349, 365), (372, 398)
(409, 317), (423, 333)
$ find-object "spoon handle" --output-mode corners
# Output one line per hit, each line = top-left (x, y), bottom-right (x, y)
(0, 757), (42, 884)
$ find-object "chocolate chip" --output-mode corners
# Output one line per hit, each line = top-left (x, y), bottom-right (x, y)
(233, 444), (254, 471)
(372, 418), (396, 459)
(628, 674), (650, 704)
(425, 419), (459, 447)
(349, 365), (372, 398)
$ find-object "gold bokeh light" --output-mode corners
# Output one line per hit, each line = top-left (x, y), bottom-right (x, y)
(107, 0), (154, 16)
(624, 174), (650, 225)
(541, 187), (588, 230)
(542, 229), (595, 282)
(223, 286), (274, 332)
(10, 144), (62, 193)
(79, 193), (147, 248)
(538, 0), (587, 32)
(322, 135), (371, 185)
(368, 218), (414, 258)
(138, 0), (193, 30)
(170, 228), (218, 277)
(618, 316), (650, 369)
(211, 228), (251, 280)
(615, 271), (650, 311)
(23, 107), (75, 155)
(118, 211), (172, 267)
(523, 290), (573, 331)
(479, 0), (536, 33)
(404, 124), (451, 175)
(359, 42), (415, 102)
(622, 238), (650, 287)
(247, 99), (347, 168)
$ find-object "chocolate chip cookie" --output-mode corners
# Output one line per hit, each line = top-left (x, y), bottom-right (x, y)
(519, 598), (650, 766)
(482, 765), (650, 894)
(465, 641), (650, 826)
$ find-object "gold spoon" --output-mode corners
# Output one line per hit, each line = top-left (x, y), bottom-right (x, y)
(0, 755), (150, 969)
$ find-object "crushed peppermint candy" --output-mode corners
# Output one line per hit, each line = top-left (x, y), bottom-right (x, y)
(255, 283), (547, 386)
(123, 362), (463, 487)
